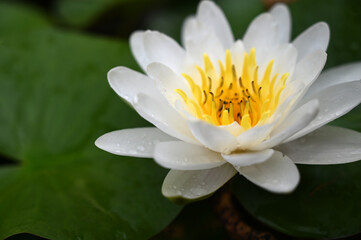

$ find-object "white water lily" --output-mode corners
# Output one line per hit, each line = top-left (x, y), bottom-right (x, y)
(96, 1), (361, 201)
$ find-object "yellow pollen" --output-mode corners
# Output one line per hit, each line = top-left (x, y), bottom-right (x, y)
(175, 48), (289, 130)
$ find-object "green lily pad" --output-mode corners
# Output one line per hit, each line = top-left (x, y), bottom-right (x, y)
(233, 159), (361, 239)
(233, 0), (361, 238)
(0, 3), (180, 239)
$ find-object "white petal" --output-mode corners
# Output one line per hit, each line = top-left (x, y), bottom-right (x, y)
(272, 81), (306, 125)
(254, 43), (297, 80)
(243, 13), (279, 52)
(187, 120), (238, 153)
(271, 44), (298, 77)
(236, 151), (300, 193)
(146, 62), (190, 103)
(222, 149), (274, 167)
(197, 1), (234, 48)
(219, 121), (243, 136)
(181, 16), (194, 47)
(182, 17), (224, 66)
(95, 128), (175, 157)
(130, 31), (186, 73)
(270, 3), (291, 43)
(154, 141), (225, 170)
(287, 81), (361, 142)
(292, 22), (330, 62)
(237, 123), (275, 149)
(130, 31), (147, 71)
(162, 164), (237, 200)
(229, 40), (246, 75)
(305, 62), (361, 97)
(251, 99), (319, 150)
(108, 66), (161, 104)
(291, 50), (327, 88)
(277, 126), (361, 164)
(133, 93), (197, 144)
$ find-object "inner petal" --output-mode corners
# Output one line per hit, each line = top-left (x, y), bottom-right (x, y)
(175, 48), (290, 130)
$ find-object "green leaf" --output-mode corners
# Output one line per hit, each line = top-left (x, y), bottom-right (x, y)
(151, 197), (228, 240)
(232, 0), (361, 238)
(232, 160), (361, 239)
(0, 3), (180, 239)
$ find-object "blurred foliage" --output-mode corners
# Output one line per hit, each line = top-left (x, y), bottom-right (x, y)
(55, 0), (163, 38)
(56, 0), (138, 27)
(0, 0), (360, 239)
(0, 2), (180, 239)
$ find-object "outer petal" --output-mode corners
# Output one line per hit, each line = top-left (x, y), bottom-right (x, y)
(243, 13), (279, 52)
(187, 120), (238, 154)
(277, 126), (361, 164)
(287, 81), (361, 142)
(108, 66), (162, 104)
(129, 31), (147, 71)
(291, 50), (327, 88)
(134, 93), (197, 144)
(292, 22), (330, 61)
(162, 164), (237, 200)
(305, 62), (361, 97)
(270, 3), (291, 43)
(154, 141), (225, 170)
(146, 62), (190, 103)
(222, 149), (274, 167)
(130, 30), (186, 73)
(236, 151), (300, 193)
(196, 1), (234, 48)
(95, 128), (176, 157)
(251, 99), (319, 151)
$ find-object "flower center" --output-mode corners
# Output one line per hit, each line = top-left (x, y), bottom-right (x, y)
(176, 48), (289, 130)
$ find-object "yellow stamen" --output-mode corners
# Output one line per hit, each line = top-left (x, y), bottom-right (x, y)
(175, 48), (289, 127)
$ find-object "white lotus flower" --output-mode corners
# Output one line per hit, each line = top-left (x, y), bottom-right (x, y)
(96, 1), (361, 201)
